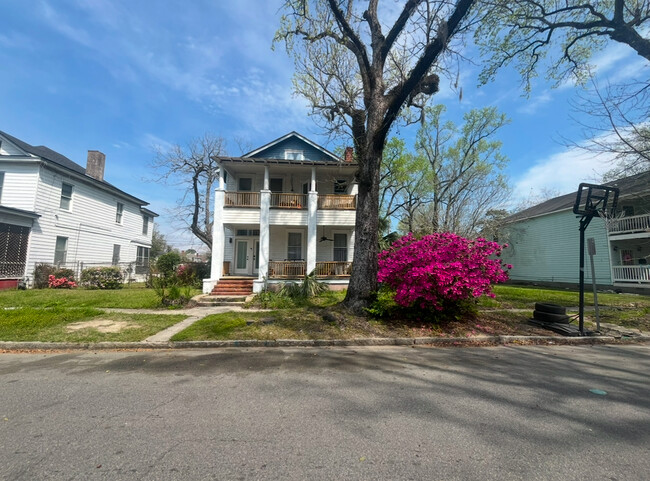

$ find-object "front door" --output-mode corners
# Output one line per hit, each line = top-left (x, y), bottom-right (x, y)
(234, 238), (260, 275)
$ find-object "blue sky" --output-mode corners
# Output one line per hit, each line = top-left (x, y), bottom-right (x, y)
(1, 1), (645, 249)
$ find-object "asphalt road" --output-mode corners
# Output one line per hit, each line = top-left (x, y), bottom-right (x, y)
(1, 345), (648, 481)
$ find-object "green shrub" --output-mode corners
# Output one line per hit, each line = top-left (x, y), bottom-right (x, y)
(33, 264), (76, 288)
(156, 252), (181, 278)
(151, 276), (193, 306)
(367, 286), (478, 324)
(278, 271), (327, 299)
(80, 266), (124, 289)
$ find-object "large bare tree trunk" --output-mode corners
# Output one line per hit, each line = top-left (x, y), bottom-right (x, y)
(345, 142), (382, 312)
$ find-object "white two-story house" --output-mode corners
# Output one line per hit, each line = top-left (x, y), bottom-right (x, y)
(204, 132), (358, 294)
(0, 130), (157, 288)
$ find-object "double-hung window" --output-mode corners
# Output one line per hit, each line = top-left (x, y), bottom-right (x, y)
(116, 203), (124, 223)
(54, 236), (68, 265)
(333, 234), (347, 262)
(287, 232), (302, 260)
(60, 183), (73, 210)
(142, 215), (149, 235)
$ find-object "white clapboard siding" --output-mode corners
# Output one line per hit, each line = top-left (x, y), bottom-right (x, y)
(23, 165), (153, 277)
(502, 211), (612, 285)
(317, 210), (356, 226)
(0, 161), (40, 210)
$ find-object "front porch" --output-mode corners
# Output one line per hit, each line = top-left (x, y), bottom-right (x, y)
(609, 235), (650, 286)
(267, 260), (352, 279)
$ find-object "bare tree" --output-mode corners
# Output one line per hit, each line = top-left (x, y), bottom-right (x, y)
(476, 0), (650, 89)
(276, 0), (478, 311)
(151, 134), (227, 250)
(570, 77), (650, 180)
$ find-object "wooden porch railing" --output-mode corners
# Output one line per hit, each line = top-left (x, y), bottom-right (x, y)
(612, 265), (650, 284)
(224, 191), (260, 207)
(607, 213), (650, 234)
(318, 194), (356, 210)
(268, 261), (306, 278)
(314, 261), (352, 277)
(270, 193), (306, 209)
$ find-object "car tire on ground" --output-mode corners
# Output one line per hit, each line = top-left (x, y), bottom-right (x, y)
(533, 310), (571, 324)
(534, 302), (567, 315)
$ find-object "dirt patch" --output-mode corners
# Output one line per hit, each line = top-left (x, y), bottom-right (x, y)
(66, 320), (141, 333)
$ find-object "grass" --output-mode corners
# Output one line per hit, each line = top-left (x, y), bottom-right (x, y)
(0, 284), (201, 309)
(0, 307), (185, 342)
(173, 284), (650, 341)
(480, 285), (650, 309)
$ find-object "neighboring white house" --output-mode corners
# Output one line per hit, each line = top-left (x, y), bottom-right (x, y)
(204, 132), (358, 294)
(501, 171), (650, 290)
(0, 130), (157, 288)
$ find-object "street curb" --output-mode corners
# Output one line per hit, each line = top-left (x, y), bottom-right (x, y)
(1, 335), (648, 351)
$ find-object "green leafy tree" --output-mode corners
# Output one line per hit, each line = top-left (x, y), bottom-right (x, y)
(150, 225), (171, 259)
(276, 0), (478, 311)
(476, 0), (650, 90)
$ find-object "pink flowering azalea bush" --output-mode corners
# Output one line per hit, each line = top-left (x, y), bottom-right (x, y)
(375, 233), (510, 319)
(48, 274), (77, 289)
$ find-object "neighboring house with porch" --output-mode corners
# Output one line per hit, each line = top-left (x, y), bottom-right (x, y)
(204, 132), (357, 294)
(501, 171), (650, 290)
(0, 130), (157, 288)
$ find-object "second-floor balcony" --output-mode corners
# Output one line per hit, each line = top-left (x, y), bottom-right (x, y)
(607, 213), (650, 235)
(224, 192), (356, 210)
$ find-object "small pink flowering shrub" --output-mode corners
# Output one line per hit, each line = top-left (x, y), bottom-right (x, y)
(376, 233), (510, 316)
(48, 274), (77, 289)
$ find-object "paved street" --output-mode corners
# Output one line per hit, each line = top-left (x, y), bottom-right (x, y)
(1, 345), (648, 480)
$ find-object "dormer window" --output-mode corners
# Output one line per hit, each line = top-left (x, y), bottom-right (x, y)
(285, 149), (304, 161)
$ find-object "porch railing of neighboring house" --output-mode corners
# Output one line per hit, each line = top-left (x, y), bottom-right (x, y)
(270, 193), (306, 209)
(224, 192), (261, 207)
(612, 265), (650, 284)
(267, 261), (352, 279)
(318, 194), (356, 210)
(607, 213), (650, 235)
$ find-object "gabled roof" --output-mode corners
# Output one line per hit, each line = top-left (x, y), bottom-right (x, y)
(238, 131), (346, 164)
(0, 129), (154, 210)
(507, 170), (650, 223)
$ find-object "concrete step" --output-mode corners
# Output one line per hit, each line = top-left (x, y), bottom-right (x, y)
(195, 294), (251, 306)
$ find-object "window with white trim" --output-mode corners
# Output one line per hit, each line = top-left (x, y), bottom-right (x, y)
(142, 215), (149, 235)
(285, 150), (304, 161)
(54, 236), (68, 265)
(116, 202), (124, 223)
(0, 172), (4, 203)
(287, 232), (302, 260)
(136, 246), (150, 274)
(333, 234), (347, 261)
(60, 183), (73, 210)
(112, 244), (121, 265)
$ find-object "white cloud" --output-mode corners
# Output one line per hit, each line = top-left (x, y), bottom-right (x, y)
(516, 90), (552, 114)
(511, 146), (617, 206)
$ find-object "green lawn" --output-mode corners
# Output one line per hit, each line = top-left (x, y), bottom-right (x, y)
(481, 285), (650, 309)
(0, 307), (185, 342)
(0, 285), (200, 309)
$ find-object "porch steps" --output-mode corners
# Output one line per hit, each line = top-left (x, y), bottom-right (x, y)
(196, 295), (251, 307)
(210, 278), (254, 296)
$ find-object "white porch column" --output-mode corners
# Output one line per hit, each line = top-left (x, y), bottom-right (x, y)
(311, 166), (316, 191)
(255, 188), (271, 293)
(264, 165), (269, 190)
(204, 188), (225, 293)
(307, 181), (318, 275)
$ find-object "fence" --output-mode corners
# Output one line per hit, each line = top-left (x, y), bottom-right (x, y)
(46, 261), (150, 283)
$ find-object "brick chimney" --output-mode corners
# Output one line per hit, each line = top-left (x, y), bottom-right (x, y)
(344, 146), (354, 163)
(86, 150), (106, 181)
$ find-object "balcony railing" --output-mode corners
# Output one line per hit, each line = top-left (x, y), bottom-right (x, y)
(607, 213), (650, 235)
(318, 194), (356, 210)
(271, 193), (306, 209)
(225, 192), (260, 207)
(224, 191), (357, 210)
(612, 265), (650, 284)
(267, 261), (352, 279)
